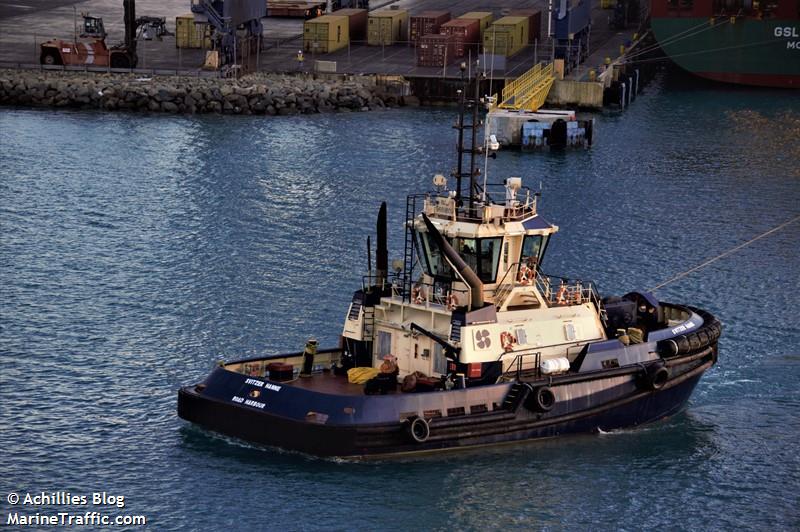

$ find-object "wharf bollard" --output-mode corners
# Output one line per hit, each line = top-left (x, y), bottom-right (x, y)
(300, 338), (318, 377)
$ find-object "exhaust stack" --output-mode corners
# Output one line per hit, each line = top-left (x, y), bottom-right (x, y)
(421, 213), (484, 309)
(376, 202), (388, 287)
(124, 0), (136, 53)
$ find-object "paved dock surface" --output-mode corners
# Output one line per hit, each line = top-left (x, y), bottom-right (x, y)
(0, 0), (637, 80)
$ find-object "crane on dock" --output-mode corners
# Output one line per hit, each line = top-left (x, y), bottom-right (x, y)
(190, 0), (266, 66)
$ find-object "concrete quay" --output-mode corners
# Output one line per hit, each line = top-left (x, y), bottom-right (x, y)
(0, 0), (647, 110)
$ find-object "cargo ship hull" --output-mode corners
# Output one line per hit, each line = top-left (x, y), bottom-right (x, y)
(652, 17), (800, 88)
(650, 0), (799, 88)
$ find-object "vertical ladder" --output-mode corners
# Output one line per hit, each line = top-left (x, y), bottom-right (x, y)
(363, 306), (375, 340)
(402, 195), (419, 303)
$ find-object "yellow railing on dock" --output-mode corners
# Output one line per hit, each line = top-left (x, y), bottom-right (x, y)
(491, 62), (555, 112)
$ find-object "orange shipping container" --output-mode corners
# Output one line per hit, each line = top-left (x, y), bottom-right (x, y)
(410, 10), (450, 44)
(333, 8), (368, 42)
(509, 9), (542, 44)
(440, 18), (480, 58)
(417, 33), (456, 67)
(457, 11), (494, 40)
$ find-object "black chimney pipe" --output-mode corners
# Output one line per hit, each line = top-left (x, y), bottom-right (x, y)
(421, 213), (483, 309)
(124, 0), (136, 54)
(376, 201), (388, 286)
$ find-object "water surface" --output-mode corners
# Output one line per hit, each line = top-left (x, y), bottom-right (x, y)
(1, 72), (799, 530)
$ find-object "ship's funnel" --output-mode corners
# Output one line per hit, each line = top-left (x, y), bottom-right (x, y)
(124, 0), (136, 53)
(376, 202), (388, 286)
(421, 213), (484, 309)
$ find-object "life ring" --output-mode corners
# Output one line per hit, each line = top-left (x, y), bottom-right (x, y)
(411, 285), (425, 305)
(446, 293), (458, 310)
(407, 416), (430, 443)
(517, 265), (531, 285)
(533, 386), (555, 412)
(573, 287), (582, 304)
(500, 331), (516, 352)
(556, 284), (568, 305)
(647, 364), (670, 390)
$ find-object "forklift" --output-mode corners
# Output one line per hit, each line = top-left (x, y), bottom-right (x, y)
(39, 0), (138, 68)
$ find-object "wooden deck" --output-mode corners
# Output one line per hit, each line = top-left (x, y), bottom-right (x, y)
(287, 370), (396, 395)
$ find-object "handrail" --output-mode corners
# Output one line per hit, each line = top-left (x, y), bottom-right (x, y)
(496, 349), (542, 382)
(421, 187), (538, 224)
(493, 62), (555, 112)
(492, 261), (522, 309)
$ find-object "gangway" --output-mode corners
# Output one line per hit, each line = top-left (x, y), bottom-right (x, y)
(491, 62), (555, 112)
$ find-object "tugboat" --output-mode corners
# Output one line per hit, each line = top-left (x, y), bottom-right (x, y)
(178, 68), (721, 458)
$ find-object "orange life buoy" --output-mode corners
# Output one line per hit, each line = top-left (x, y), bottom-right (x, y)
(556, 284), (568, 305)
(573, 286), (582, 304)
(412, 285), (425, 305)
(517, 265), (531, 285)
(500, 331), (516, 352)
(446, 293), (458, 310)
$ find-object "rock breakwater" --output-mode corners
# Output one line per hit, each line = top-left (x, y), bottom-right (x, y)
(0, 70), (401, 114)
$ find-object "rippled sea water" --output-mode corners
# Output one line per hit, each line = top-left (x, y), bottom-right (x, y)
(1, 71), (799, 530)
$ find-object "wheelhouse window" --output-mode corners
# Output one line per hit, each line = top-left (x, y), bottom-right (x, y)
(417, 231), (503, 283)
(479, 238), (502, 283)
(521, 234), (549, 268)
(418, 231), (452, 278)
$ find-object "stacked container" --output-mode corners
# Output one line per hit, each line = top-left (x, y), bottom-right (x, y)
(483, 16), (529, 57)
(333, 8), (368, 42)
(440, 18), (480, 58)
(367, 9), (409, 46)
(417, 34), (456, 67)
(509, 9), (542, 43)
(303, 15), (350, 53)
(457, 12), (494, 41)
(175, 14), (211, 49)
(409, 11), (451, 44)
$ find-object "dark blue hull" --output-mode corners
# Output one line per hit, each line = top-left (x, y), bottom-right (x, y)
(178, 348), (715, 457)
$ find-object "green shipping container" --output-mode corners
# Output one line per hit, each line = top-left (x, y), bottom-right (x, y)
(175, 14), (212, 49)
(367, 9), (409, 46)
(483, 16), (529, 57)
(458, 11), (494, 40)
(304, 15), (349, 54)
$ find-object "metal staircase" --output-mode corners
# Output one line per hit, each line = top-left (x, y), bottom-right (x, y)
(491, 62), (555, 112)
(501, 382), (531, 411)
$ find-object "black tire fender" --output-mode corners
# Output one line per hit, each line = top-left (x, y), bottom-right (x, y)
(407, 416), (430, 443)
(647, 364), (670, 390)
(533, 386), (556, 412)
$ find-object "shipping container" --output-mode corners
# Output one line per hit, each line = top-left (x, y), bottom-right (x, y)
(367, 9), (409, 45)
(440, 18), (480, 58)
(333, 8), (368, 42)
(409, 10), (450, 44)
(417, 33), (456, 67)
(175, 14), (212, 49)
(509, 9), (542, 43)
(457, 11), (494, 40)
(483, 16), (529, 57)
(303, 15), (349, 53)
